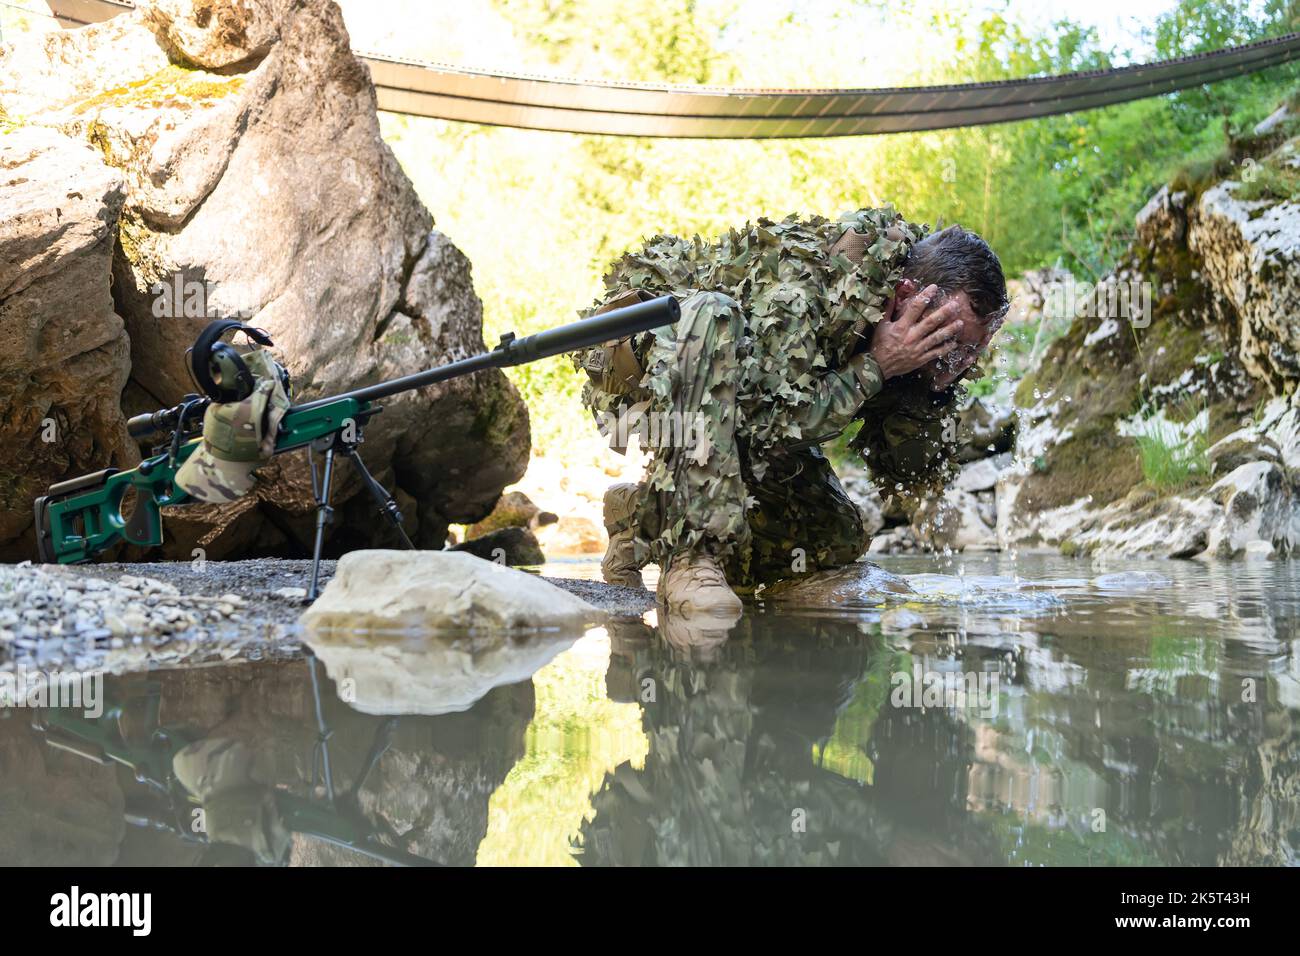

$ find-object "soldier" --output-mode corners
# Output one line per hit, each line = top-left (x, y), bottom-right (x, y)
(574, 208), (1008, 614)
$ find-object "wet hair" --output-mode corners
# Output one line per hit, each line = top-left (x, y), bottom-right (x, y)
(902, 225), (1009, 321)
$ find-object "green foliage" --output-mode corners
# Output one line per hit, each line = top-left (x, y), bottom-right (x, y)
(1135, 431), (1209, 488)
(1234, 158), (1300, 201)
(1132, 399), (1212, 489)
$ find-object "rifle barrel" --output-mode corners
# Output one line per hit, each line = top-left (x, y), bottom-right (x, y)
(294, 294), (678, 412)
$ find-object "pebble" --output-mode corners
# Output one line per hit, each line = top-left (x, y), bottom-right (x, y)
(0, 564), (295, 675)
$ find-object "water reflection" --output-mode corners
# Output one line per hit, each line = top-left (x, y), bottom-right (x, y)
(305, 627), (580, 716)
(3, 653), (533, 866)
(0, 555), (1296, 866)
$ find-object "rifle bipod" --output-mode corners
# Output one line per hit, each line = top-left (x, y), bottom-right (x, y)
(306, 428), (415, 600)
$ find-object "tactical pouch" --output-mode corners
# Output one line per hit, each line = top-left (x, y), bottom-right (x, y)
(829, 227), (869, 264)
(829, 223), (907, 266)
(580, 288), (654, 396)
(175, 348), (291, 503)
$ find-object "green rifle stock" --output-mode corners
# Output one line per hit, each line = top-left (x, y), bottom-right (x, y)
(34, 294), (679, 566)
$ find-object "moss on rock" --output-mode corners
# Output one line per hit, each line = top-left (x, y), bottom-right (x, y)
(70, 63), (245, 119)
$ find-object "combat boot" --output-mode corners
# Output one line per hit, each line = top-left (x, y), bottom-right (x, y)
(601, 482), (645, 589)
(657, 552), (744, 615)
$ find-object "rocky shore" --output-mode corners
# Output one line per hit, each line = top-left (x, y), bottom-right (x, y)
(0, 558), (655, 675)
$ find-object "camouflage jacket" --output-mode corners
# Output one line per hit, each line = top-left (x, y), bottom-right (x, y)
(575, 207), (961, 499)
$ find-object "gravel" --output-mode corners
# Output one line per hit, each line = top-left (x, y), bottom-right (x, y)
(2, 558), (654, 673)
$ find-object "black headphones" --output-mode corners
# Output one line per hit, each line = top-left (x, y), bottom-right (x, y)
(187, 319), (283, 403)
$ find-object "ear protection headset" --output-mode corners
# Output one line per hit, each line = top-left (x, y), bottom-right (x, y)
(187, 319), (286, 403)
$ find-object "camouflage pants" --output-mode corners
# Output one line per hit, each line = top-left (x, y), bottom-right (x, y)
(622, 291), (866, 588)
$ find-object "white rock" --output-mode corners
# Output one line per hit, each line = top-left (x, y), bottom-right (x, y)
(300, 550), (600, 633)
(1262, 398), (1300, 471)
(1244, 539), (1276, 560)
(1192, 175), (1300, 388)
(867, 526), (922, 554)
(1254, 105), (1290, 135)
(954, 454), (1012, 493)
(1136, 185), (1189, 246)
(997, 458), (1300, 560)
(1205, 461), (1299, 558)
(913, 488), (998, 552)
(1083, 317), (1120, 347)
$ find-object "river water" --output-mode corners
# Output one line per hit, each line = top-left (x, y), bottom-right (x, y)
(3, 554), (1296, 866)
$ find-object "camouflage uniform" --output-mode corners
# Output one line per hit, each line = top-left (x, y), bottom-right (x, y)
(575, 208), (960, 588)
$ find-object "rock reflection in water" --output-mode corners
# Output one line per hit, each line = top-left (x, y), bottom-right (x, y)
(0, 643), (539, 866)
(304, 627), (580, 716)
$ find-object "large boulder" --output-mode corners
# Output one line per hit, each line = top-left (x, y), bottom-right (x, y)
(0, 127), (134, 558)
(0, 0), (529, 561)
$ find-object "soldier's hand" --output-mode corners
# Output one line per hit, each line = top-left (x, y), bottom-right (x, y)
(869, 283), (964, 380)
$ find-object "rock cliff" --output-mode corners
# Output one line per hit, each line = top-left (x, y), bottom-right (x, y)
(996, 104), (1300, 559)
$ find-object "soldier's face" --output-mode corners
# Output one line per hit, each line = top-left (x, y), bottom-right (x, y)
(917, 289), (1002, 391)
